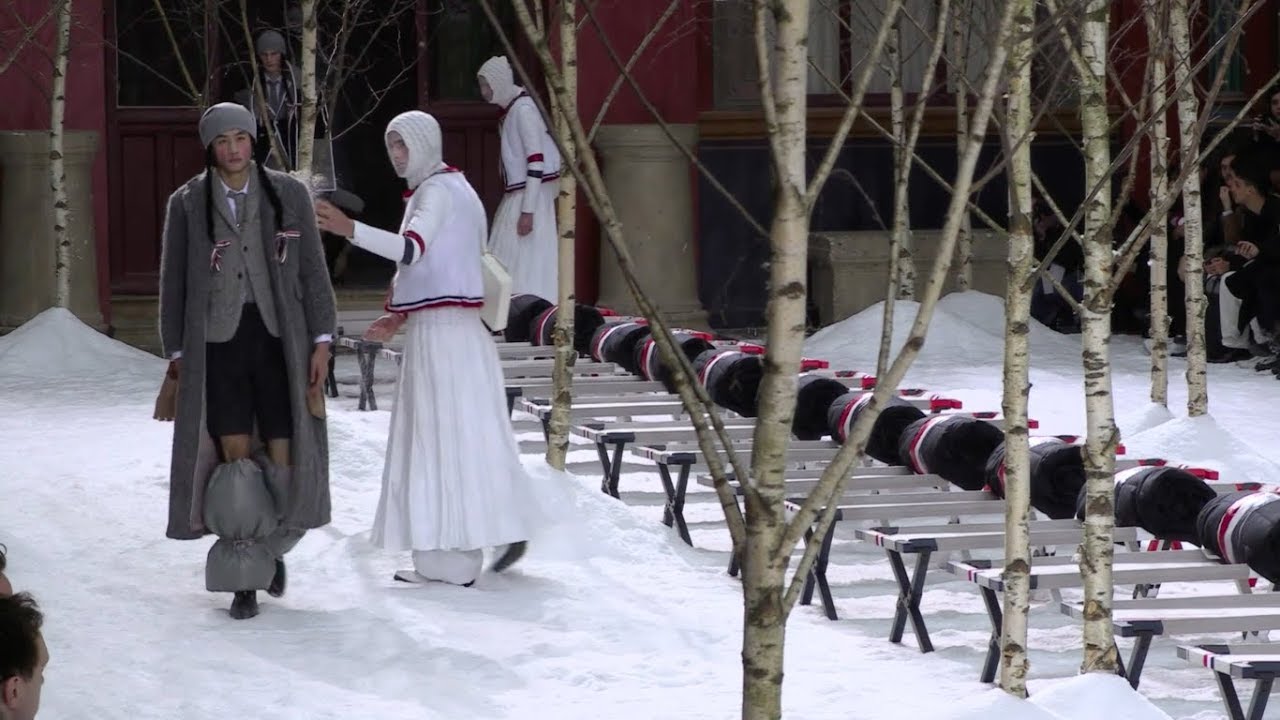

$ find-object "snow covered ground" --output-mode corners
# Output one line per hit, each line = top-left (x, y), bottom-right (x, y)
(0, 293), (1276, 719)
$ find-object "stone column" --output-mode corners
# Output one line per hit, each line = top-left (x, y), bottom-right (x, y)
(593, 124), (706, 328)
(0, 130), (104, 332)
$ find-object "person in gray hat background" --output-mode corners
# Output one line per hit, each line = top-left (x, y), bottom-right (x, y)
(157, 101), (338, 620)
(227, 29), (304, 172)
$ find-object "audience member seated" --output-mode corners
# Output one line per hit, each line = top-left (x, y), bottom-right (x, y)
(1224, 151), (1280, 373)
(0, 592), (46, 720)
(0, 545), (10, 597)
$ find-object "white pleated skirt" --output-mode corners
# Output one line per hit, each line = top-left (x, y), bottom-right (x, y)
(488, 182), (559, 303)
(369, 306), (559, 552)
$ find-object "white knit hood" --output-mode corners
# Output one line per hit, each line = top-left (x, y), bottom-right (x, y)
(477, 56), (523, 108)
(385, 110), (444, 190)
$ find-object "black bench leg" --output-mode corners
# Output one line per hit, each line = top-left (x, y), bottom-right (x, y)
(1247, 677), (1275, 720)
(540, 415), (551, 444)
(325, 353), (338, 398)
(727, 551), (741, 577)
(799, 519), (838, 612)
(1215, 672), (1248, 720)
(353, 341), (381, 412)
(1114, 633), (1154, 689)
(595, 439), (628, 498)
(354, 343), (371, 411)
(886, 549), (934, 653)
(505, 387), (520, 418)
(979, 586), (1004, 683)
(656, 462), (694, 545)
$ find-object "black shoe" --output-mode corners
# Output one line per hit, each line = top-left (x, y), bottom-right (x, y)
(267, 559), (287, 598)
(229, 591), (259, 620)
(491, 542), (528, 573)
(1208, 348), (1253, 364)
(1256, 356), (1279, 372)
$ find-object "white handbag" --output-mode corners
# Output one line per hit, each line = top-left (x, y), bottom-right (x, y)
(480, 251), (512, 332)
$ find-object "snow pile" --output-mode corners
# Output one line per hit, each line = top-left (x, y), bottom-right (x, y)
(1029, 673), (1174, 719)
(940, 675), (1173, 720)
(0, 307), (162, 380)
(1118, 402), (1176, 438)
(1122, 414), (1280, 487)
(804, 291), (1078, 375)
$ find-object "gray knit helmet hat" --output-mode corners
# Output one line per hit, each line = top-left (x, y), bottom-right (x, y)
(255, 29), (287, 55)
(198, 102), (257, 148)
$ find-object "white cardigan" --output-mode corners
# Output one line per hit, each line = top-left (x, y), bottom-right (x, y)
(499, 94), (562, 214)
(349, 168), (488, 313)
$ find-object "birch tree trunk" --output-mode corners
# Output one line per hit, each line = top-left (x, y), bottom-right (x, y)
(545, 0), (578, 470)
(743, 0), (811, 716)
(1077, 0), (1120, 674)
(50, 0), (72, 308)
(952, 0), (972, 292)
(878, 18), (906, 379)
(1171, 0), (1208, 416)
(998, 0), (1035, 696)
(1145, 0), (1171, 407)
(294, 0), (319, 186)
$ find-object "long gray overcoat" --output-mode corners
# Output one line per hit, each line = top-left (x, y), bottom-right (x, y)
(158, 166), (337, 540)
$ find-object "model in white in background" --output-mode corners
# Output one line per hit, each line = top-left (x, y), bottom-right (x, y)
(314, 110), (558, 586)
(477, 55), (561, 303)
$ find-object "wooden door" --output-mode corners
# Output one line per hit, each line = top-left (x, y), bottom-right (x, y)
(106, 0), (213, 294)
(418, 0), (544, 218)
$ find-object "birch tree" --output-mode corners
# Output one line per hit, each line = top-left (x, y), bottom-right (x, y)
(545, 0), (579, 471)
(1171, 0), (1207, 416)
(998, 0), (1035, 696)
(293, 0), (320, 187)
(1061, 0), (1120, 673)
(1145, 0), (1171, 407)
(846, 2), (950, 379)
(49, 0), (72, 308)
(951, 0), (973, 291)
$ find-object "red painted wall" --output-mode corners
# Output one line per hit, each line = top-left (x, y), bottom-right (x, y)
(0, 0), (111, 324)
(550, 0), (705, 306)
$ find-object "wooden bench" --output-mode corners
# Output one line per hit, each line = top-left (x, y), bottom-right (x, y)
(1060, 592), (1280, 690)
(951, 548), (1256, 684)
(850, 519), (1142, 652)
(1178, 643), (1280, 720)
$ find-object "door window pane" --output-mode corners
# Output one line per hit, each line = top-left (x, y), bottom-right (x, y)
(425, 0), (516, 102)
(115, 0), (207, 107)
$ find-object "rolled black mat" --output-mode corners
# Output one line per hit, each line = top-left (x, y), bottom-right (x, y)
(826, 391), (925, 465)
(790, 375), (849, 441)
(503, 294), (554, 343)
(635, 331), (716, 393)
(897, 414), (1004, 491)
(984, 438), (1087, 520)
(530, 303), (607, 357)
(589, 321), (651, 375)
(694, 348), (764, 418)
(1196, 490), (1280, 582)
(1073, 465), (1215, 543)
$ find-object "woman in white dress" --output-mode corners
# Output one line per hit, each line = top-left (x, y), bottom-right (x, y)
(314, 110), (555, 586)
(477, 55), (560, 303)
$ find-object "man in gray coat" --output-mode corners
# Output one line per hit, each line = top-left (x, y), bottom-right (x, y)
(158, 102), (337, 620)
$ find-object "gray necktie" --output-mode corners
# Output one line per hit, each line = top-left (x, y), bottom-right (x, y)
(228, 190), (246, 226)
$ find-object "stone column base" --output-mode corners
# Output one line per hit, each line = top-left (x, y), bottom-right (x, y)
(0, 130), (105, 333)
(594, 123), (706, 330)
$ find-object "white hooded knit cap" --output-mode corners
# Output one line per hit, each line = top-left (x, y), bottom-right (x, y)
(477, 56), (523, 108)
(385, 110), (444, 190)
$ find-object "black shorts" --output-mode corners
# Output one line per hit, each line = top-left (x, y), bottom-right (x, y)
(205, 304), (294, 441)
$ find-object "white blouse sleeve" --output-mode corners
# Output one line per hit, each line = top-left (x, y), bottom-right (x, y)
(514, 103), (550, 215)
(349, 182), (452, 265)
